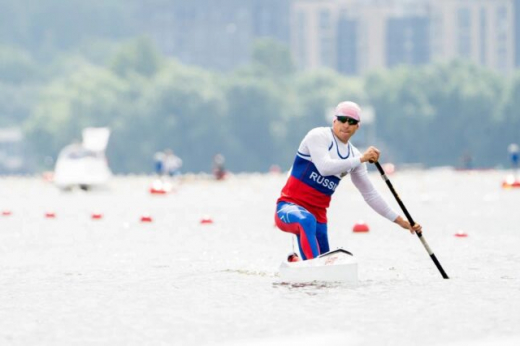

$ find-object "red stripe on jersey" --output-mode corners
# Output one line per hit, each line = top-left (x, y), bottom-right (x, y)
(277, 176), (331, 223)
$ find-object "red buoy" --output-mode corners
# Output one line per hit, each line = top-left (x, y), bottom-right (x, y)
(200, 216), (214, 224)
(502, 181), (520, 188)
(2, 210), (12, 216)
(454, 230), (468, 237)
(353, 220), (369, 233)
(91, 212), (103, 220)
(140, 214), (153, 223)
(502, 175), (520, 189)
(149, 180), (172, 194)
(45, 212), (56, 219)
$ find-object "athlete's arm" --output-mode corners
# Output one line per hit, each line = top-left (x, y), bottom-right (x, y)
(350, 164), (398, 221)
(305, 129), (362, 176)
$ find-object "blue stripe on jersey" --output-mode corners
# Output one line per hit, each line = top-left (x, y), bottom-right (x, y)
(331, 129), (352, 159)
(290, 155), (341, 196)
(297, 150), (310, 158)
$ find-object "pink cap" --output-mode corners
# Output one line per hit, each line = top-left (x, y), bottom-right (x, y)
(335, 101), (361, 121)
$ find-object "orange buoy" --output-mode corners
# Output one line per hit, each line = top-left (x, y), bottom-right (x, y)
(502, 181), (520, 188)
(2, 210), (12, 216)
(91, 212), (103, 220)
(353, 220), (369, 233)
(140, 214), (153, 223)
(200, 216), (214, 224)
(501, 175), (520, 189)
(454, 230), (468, 237)
(45, 212), (56, 219)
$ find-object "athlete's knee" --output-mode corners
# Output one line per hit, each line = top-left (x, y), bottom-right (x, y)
(299, 213), (317, 228)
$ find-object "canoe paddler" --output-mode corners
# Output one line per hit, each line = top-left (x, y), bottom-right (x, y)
(275, 101), (422, 261)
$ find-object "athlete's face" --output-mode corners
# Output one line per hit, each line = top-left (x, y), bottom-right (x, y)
(333, 117), (359, 143)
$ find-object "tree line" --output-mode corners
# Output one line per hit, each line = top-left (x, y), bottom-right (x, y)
(1, 37), (519, 173)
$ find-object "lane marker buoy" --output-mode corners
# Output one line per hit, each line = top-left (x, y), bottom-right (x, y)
(91, 212), (103, 220)
(150, 187), (167, 194)
(200, 215), (214, 224)
(455, 230), (468, 237)
(353, 220), (369, 233)
(502, 174), (520, 188)
(140, 214), (153, 223)
(149, 179), (173, 194)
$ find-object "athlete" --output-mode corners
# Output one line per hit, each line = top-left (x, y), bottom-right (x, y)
(275, 101), (422, 261)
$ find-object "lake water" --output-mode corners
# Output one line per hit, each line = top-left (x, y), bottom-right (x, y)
(1, 168), (519, 345)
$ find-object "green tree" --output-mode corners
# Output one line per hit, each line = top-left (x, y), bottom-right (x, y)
(496, 70), (520, 164)
(0, 0), (137, 61)
(249, 38), (296, 78)
(23, 62), (131, 169)
(366, 60), (504, 167)
(110, 61), (228, 173)
(0, 45), (41, 84)
(0, 46), (42, 126)
(286, 69), (366, 151)
(109, 37), (164, 78)
(224, 75), (287, 171)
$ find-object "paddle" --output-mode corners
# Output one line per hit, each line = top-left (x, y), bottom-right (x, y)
(372, 161), (449, 279)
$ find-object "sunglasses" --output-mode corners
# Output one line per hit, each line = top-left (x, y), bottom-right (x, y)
(336, 116), (359, 125)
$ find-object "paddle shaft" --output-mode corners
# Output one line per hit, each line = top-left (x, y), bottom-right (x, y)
(374, 162), (449, 279)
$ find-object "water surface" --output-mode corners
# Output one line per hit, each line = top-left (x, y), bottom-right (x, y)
(1, 169), (519, 345)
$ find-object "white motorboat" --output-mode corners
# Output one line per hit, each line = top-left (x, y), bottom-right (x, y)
(279, 248), (358, 283)
(53, 127), (112, 190)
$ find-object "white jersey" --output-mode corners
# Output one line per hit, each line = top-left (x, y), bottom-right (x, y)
(281, 126), (398, 222)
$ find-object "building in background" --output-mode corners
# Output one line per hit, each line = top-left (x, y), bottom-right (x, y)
(291, 0), (431, 74)
(429, 0), (514, 74)
(138, 0), (291, 71)
(291, 0), (514, 75)
(139, 0), (517, 75)
(516, 0), (520, 67)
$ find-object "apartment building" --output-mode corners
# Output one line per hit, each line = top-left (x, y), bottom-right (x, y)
(291, 0), (515, 74)
(429, 0), (514, 73)
(138, 0), (290, 71)
(139, 0), (516, 74)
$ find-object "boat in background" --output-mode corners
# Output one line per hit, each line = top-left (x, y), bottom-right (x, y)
(279, 248), (358, 283)
(53, 127), (112, 191)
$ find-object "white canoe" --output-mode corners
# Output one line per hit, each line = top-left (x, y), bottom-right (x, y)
(279, 248), (358, 283)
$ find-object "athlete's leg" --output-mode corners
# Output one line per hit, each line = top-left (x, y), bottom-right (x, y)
(316, 222), (329, 254)
(275, 202), (320, 260)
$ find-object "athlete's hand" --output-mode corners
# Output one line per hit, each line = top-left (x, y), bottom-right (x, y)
(361, 146), (380, 163)
(394, 216), (422, 234)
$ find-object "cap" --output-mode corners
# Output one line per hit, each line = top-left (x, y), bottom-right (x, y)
(335, 101), (361, 122)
